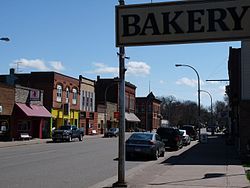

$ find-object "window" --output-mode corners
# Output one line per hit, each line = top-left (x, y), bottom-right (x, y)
(90, 92), (93, 111)
(56, 85), (62, 102)
(82, 90), (85, 110)
(17, 121), (31, 131)
(66, 87), (70, 103)
(72, 88), (77, 105)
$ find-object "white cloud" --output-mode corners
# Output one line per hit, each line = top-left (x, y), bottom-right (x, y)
(176, 77), (205, 87)
(89, 62), (118, 75)
(126, 61), (150, 76)
(88, 61), (151, 77)
(49, 61), (65, 71)
(159, 80), (165, 84)
(11, 58), (65, 72)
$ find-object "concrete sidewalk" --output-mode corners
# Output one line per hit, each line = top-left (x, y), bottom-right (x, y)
(0, 134), (104, 148)
(102, 135), (250, 188)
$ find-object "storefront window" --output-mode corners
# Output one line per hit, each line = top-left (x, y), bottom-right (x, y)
(17, 121), (31, 131)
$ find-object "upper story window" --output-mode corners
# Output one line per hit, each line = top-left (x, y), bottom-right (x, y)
(56, 84), (62, 102)
(72, 88), (77, 105)
(66, 87), (70, 103)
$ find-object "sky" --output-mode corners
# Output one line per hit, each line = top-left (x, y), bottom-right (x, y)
(0, 0), (241, 108)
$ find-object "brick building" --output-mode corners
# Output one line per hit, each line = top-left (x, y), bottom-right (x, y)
(0, 70), (80, 135)
(227, 45), (250, 160)
(0, 81), (51, 140)
(95, 76), (140, 132)
(136, 92), (161, 132)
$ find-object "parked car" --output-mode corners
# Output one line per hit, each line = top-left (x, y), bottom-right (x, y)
(181, 125), (198, 140)
(125, 132), (165, 160)
(156, 127), (183, 150)
(179, 129), (191, 146)
(52, 125), (83, 142)
(104, 128), (119, 137)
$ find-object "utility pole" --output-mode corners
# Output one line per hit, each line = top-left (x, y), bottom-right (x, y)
(113, 1), (127, 187)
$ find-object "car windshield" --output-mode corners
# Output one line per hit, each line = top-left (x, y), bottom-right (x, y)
(59, 126), (71, 130)
(129, 133), (153, 140)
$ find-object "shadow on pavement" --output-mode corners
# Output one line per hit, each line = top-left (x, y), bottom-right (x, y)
(161, 134), (241, 166)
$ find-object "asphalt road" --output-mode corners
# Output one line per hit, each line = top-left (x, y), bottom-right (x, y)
(0, 135), (143, 188)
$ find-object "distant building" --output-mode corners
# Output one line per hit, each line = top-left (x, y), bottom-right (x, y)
(95, 76), (140, 132)
(136, 92), (161, 131)
(79, 75), (98, 135)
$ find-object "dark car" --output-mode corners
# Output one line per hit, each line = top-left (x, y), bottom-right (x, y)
(52, 125), (83, 142)
(104, 128), (119, 137)
(156, 127), (183, 150)
(181, 125), (198, 140)
(125, 132), (165, 160)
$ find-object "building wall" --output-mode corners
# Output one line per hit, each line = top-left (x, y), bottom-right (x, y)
(0, 83), (14, 115)
(241, 40), (250, 100)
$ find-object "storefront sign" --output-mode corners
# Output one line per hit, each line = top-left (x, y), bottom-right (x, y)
(116, 0), (250, 46)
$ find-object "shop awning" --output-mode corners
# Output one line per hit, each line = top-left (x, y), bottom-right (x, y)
(125, 112), (140, 122)
(16, 103), (51, 118)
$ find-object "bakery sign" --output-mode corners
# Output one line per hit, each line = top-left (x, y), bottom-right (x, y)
(116, 0), (250, 46)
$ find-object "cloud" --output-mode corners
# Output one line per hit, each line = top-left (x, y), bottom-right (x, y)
(11, 58), (65, 72)
(176, 77), (205, 87)
(126, 61), (150, 76)
(159, 80), (165, 84)
(49, 61), (65, 71)
(88, 62), (118, 75)
(88, 61), (151, 77)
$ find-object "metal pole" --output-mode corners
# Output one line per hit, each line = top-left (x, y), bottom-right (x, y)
(114, 1), (127, 187)
(200, 90), (213, 126)
(175, 64), (201, 138)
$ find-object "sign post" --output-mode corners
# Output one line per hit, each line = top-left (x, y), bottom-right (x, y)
(113, 1), (127, 187)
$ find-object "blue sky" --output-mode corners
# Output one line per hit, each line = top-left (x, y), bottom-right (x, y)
(0, 0), (241, 107)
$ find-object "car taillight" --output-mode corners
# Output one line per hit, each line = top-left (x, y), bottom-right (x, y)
(148, 140), (156, 145)
(175, 136), (180, 142)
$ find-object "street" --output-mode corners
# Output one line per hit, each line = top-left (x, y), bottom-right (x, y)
(0, 135), (143, 188)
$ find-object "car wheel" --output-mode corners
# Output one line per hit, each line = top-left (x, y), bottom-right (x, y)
(160, 150), (165, 157)
(79, 135), (83, 141)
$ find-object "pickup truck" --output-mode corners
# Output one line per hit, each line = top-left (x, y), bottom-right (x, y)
(52, 125), (83, 142)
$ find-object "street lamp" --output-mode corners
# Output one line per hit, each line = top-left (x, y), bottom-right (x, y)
(0, 37), (10, 42)
(175, 64), (201, 138)
(200, 90), (213, 126)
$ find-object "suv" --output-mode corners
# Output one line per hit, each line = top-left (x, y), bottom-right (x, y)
(181, 125), (198, 141)
(156, 127), (183, 150)
(52, 125), (83, 142)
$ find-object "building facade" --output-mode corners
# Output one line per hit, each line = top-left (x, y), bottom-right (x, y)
(0, 81), (51, 140)
(1, 71), (81, 134)
(95, 76), (140, 132)
(79, 75), (98, 135)
(136, 92), (161, 132)
(227, 46), (250, 160)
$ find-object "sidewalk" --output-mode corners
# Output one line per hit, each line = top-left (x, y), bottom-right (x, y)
(102, 134), (250, 188)
(0, 134), (104, 148)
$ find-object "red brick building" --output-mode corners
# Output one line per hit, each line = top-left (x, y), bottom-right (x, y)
(136, 92), (161, 132)
(95, 76), (140, 132)
(0, 81), (51, 140)
(1, 71), (81, 135)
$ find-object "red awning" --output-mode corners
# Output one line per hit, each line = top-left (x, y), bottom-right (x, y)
(16, 103), (51, 118)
